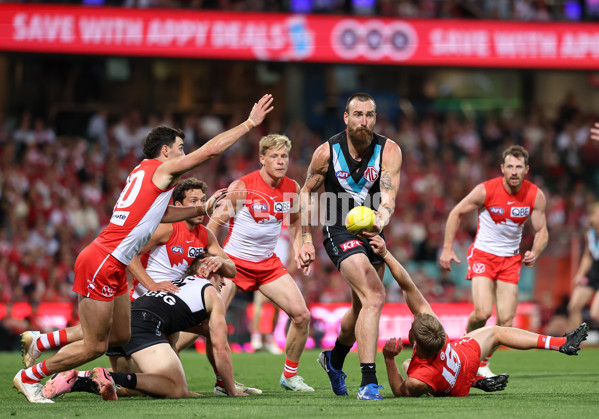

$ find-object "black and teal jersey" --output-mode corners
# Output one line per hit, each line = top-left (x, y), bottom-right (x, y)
(323, 130), (387, 229)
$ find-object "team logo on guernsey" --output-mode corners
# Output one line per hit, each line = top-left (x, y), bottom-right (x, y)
(340, 240), (362, 252)
(171, 245), (184, 254)
(489, 207), (505, 215)
(364, 167), (379, 182)
(472, 263), (486, 274)
(336, 170), (350, 179)
(511, 207), (530, 217)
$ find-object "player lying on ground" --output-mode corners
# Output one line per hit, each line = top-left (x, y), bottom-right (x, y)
(368, 234), (588, 397)
(42, 253), (249, 400)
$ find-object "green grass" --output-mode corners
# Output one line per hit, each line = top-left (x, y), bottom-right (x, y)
(1, 348), (599, 418)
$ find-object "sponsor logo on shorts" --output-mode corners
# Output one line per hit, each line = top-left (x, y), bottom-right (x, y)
(489, 207), (505, 215)
(171, 245), (184, 254)
(188, 247), (204, 258)
(340, 240), (362, 252)
(102, 285), (115, 298)
(110, 211), (130, 226)
(472, 263), (486, 274)
(336, 170), (350, 179)
(510, 207), (530, 217)
(274, 202), (291, 213)
(364, 167), (379, 182)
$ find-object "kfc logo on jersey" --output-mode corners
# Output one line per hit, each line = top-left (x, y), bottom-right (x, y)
(101, 285), (115, 298)
(274, 202), (291, 213)
(188, 247), (204, 258)
(171, 245), (184, 254)
(340, 240), (363, 252)
(489, 207), (505, 215)
(110, 210), (130, 226)
(336, 170), (350, 179)
(472, 263), (486, 274)
(364, 167), (379, 182)
(511, 207), (530, 218)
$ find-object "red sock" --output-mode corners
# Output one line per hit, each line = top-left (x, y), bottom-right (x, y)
(77, 370), (91, 378)
(537, 335), (566, 351)
(36, 329), (68, 352)
(283, 358), (299, 378)
(479, 353), (492, 368)
(21, 360), (50, 384)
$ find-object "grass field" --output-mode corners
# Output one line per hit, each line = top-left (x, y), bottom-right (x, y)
(1, 347), (598, 418)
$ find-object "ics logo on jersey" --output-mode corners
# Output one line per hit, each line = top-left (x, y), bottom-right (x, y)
(336, 170), (350, 179)
(364, 167), (379, 182)
(171, 245), (184, 254)
(188, 247), (204, 258)
(340, 240), (362, 252)
(489, 207), (505, 215)
(252, 203), (268, 212)
(511, 207), (530, 218)
(274, 202), (291, 213)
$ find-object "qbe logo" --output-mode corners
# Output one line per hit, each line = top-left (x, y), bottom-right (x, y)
(511, 207), (530, 218)
(274, 202), (291, 213)
(188, 247), (204, 258)
(331, 19), (417, 61)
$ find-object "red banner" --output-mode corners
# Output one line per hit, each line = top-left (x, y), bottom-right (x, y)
(0, 4), (598, 69)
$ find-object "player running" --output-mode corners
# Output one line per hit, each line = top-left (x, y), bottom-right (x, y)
(369, 234), (587, 398)
(439, 145), (548, 378)
(207, 134), (314, 392)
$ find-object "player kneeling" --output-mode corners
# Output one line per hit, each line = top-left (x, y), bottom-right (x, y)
(43, 253), (250, 400)
(368, 235), (588, 398)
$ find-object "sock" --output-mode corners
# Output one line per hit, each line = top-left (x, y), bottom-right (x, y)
(36, 329), (68, 353)
(109, 372), (137, 389)
(72, 377), (100, 394)
(330, 339), (352, 371)
(283, 358), (299, 378)
(537, 335), (566, 351)
(21, 360), (50, 384)
(479, 353), (492, 368)
(360, 363), (377, 387)
(77, 370), (91, 377)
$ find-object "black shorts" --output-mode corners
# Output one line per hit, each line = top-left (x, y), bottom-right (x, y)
(584, 274), (599, 291)
(106, 310), (168, 358)
(322, 225), (385, 270)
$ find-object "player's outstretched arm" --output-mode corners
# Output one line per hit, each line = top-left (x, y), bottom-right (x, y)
(127, 223), (180, 293)
(296, 143), (329, 275)
(161, 189), (227, 223)
(439, 183), (486, 271)
(369, 235), (434, 317)
(522, 189), (548, 267)
(205, 287), (247, 397)
(155, 94), (274, 189)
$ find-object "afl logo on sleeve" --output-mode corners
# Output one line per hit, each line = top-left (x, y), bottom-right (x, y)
(510, 207), (530, 218)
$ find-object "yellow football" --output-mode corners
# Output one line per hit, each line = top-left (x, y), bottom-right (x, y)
(345, 206), (376, 235)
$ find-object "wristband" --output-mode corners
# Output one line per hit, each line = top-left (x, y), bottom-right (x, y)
(380, 250), (389, 259)
(242, 121), (252, 132)
(247, 117), (256, 128)
(302, 232), (313, 244)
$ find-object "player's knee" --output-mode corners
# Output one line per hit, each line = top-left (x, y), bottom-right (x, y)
(290, 307), (311, 329)
(472, 308), (492, 323)
(363, 289), (385, 312)
(84, 340), (110, 359)
(166, 384), (188, 399)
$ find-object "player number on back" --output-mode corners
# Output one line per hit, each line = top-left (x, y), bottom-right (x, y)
(441, 344), (460, 387)
(116, 171), (145, 209)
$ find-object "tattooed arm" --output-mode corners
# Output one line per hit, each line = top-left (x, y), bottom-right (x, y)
(372, 140), (402, 233)
(295, 142), (330, 275)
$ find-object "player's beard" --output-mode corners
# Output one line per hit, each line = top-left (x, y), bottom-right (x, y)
(347, 125), (374, 150)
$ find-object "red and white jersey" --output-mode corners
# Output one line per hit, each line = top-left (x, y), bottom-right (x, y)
(130, 222), (209, 299)
(224, 170), (296, 263)
(407, 337), (480, 397)
(473, 177), (538, 257)
(95, 159), (175, 265)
